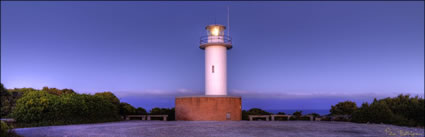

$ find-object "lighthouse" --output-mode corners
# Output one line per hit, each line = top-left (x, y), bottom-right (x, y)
(200, 24), (232, 96)
(175, 24), (241, 121)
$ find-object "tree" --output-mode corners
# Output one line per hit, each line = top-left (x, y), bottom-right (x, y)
(167, 108), (175, 121)
(277, 112), (286, 115)
(11, 90), (120, 125)
(351, 95), (424, 127)
(330, 101), (358, 115)
(308, 113), (320, 117)
(247, 108), (271, 115)
(135, 107), (147, 115)
(351, 102), (371, 123)
(292, 111), (303, 118)
(42, 86), (75, 96)
(119, 102), (136, 116)
(352, 100), (392, 124)
(149, 107), (175, 121)
(364, 100), (393, 124)
(0, 83), (12, 117)
(241, 108), (271, 120)
(94, 92), (120, 105)
(149, 107), (171, 115)
(1, 121), (10, 137)
(242, 110), (249, 120)
(11, 90), (60, 123)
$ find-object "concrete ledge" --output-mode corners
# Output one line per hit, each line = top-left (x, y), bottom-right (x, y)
(125, 115), (168, 121)
(270, 115), (292, 121)
(125, 115), (147, 120)
(147, 115), (168, 121)
(249, 115), (270, 121)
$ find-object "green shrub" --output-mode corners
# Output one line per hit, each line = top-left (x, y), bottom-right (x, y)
(11, 90), (119, 126)
(1, 83), (12, 117)
(42, 87), (75, 96)
(277, 112), (286, 115)
(149, 107), (175, 121)
(119, 102), (136, 116)
(368, 100), (393, 124)
(352, 103), (370, 123)
(11, 90), (60, 124)
(308, 113), (320, 118)
(242, 110), (249, 120)
(1, 121), (10, 137)
(136, 107), (147, 115)
(292, 111), (303, 119)
(351, 94), (424, 127)
(241, 108), (271, 120)
(94, 92), (120, 106)
(330, 101), (357, 115)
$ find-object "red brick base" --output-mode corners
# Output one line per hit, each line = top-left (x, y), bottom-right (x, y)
(175, 96), (241, 121)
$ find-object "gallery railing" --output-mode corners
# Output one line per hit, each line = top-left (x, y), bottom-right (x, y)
(200, 35), (232, 46)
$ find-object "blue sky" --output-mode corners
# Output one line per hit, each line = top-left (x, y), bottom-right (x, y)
(1, 2), (423, 111)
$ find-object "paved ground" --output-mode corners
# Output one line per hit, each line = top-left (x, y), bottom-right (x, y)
(14, 121), (424, 137)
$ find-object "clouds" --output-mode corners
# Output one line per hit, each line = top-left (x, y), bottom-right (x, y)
(229, 89), (422, 100)
(115, 88), (423, 100)
(114, 88), (203, 98)
(100, 88), (425, 110)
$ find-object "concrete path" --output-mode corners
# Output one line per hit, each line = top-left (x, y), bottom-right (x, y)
(14, 121), (424, 137)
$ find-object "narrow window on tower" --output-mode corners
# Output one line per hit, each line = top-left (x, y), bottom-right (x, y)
(212, 65), (215, 73)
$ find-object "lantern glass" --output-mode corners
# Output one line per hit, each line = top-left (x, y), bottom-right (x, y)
(211, 27), (220, 36)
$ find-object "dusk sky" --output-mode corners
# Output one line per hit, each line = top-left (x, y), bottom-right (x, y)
(1, 2), (423, 112)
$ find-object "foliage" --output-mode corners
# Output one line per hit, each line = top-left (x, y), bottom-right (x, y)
(292, 111), (303, 118)
(11, 90), (120, 126)
(351, 94), (424, 127)
(330, 101), (357, 115)
(1, 121), (22, 137)
(1, 83), (175, 125)
(1, 83), (12, 117)
(1, 86), (77, 117)
(248, 108), (271, 115)
(136, 107), (147, 115)
(242, 110), (249, 120)
(118, 103), (148, 116)
(42, 87), (75, 96)
(1, 85), (35, 117)
(277, 112), (286, 115)
(94, 91), (120, 106)
(149, 107), (175, 121)
(308, 113), (320, 117)
(1, 121), (10, 137)
(241, 108), (271, 120)
(119, 102), (136, 116)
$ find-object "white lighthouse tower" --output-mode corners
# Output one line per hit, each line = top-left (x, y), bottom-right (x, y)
(200, 24), (232, 96)
(175, 24), (240, 121)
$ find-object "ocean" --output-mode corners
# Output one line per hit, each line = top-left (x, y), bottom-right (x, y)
(266, 109), (330, 116)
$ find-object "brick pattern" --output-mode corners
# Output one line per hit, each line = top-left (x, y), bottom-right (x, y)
(175, 96), (241, 121)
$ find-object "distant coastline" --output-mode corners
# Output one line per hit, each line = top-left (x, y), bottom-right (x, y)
(266, 109), (330, 115)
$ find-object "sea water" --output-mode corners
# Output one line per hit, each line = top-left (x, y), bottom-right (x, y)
(266, 109), (330, 116)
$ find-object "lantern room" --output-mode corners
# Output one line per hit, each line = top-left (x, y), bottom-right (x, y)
(200, 24), (232, 49)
